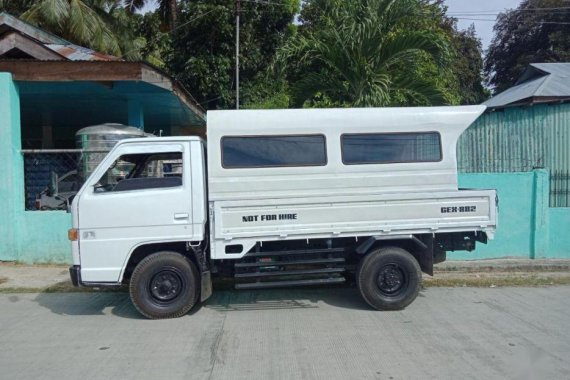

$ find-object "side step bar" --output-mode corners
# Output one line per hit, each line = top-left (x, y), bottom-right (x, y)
(234, 247), (347, 290)
(235, 267), (345, 278)
(235, 257), (345, 268)
(235, 277), (345, 290)
(245, 248), (345, 257)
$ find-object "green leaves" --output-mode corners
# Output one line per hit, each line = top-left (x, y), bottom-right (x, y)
(280, 0), (453, 107)
(20, 0), (140, 58)
(2, 0), (487, 108)
(167, 0), (299, 110)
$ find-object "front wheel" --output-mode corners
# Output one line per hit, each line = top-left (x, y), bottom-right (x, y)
(129, 251), (199, 319)
(357, 246), (421, 310)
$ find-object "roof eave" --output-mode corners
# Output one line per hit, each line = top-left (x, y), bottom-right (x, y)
(485, 96), (570, 111)
(0, 60), (205, 122)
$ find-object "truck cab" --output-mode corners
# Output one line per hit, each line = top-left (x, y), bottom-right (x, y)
(69, 138), (207, 283)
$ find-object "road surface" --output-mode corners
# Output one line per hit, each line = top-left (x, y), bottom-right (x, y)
(1, 286), (569, 379)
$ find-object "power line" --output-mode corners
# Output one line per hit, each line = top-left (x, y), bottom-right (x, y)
(455, 17), (570, 25)
(117, 8), (218, 59)
(241, 0), (291, 6)
(448, 7), (570, 15)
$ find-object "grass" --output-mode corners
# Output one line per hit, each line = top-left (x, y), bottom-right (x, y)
(424, 273), (570, 288)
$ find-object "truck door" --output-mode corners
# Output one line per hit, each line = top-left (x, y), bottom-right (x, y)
(76, 142), (193, 283)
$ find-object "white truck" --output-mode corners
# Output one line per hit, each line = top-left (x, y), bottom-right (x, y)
(68, 106), (497, 319)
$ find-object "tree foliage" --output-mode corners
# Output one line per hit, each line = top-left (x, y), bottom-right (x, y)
(426, 2), (488, 105)
(0, 0), (37, 16)
(485, 0), (570, 93)
(14, 0), (143, 59)
(1, 0), (488, 108)
(123, 0), (178, 31)
(451, 25), (489, 104)
(277, 0), (458, 107)
(134, 10), (171, 66)
(167, 0), (298, 110)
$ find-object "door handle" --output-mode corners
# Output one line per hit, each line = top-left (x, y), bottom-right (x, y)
(174, 213), (189, 220)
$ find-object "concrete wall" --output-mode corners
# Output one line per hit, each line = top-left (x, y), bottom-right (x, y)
(549, 208), (570, 258)
(17, 212), (71, 263)
(456, 170), (569, 260)
(1, 74), (70, 263)
(0, 73), (24, 261)
(454, 172), (537, 259)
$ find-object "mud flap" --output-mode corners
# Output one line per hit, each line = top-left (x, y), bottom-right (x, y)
(201, 270), (213, 302)
(415, 234), (434, 276)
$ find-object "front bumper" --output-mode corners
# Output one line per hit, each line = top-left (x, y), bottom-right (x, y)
(69, 265), (81, 287)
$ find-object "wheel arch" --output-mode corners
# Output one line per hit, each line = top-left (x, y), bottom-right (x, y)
(120, 241), (197, 283)
(355, 234), (435, 276)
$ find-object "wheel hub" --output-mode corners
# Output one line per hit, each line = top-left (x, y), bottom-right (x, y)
(377, 264), (405, 294)
(150, 270), (182, 302)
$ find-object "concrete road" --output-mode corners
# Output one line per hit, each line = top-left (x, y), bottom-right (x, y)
(1, 286), (569, 380)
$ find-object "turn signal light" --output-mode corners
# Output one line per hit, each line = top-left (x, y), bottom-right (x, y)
(68, 228), (78, 241)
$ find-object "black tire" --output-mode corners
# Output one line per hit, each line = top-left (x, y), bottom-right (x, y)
(129, 251), (199, 319)
(357, 246), (421, 311)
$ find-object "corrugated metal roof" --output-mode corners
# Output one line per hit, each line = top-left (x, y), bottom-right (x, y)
(45, 44), (119, 61)
(484, 63), (570, 109)
(0, 12), (118, 61)
(0, 12), (67, 45)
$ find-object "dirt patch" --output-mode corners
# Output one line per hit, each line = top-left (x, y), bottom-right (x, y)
(0, 264), (70, 290)
(0, 277), (8, 285)
(0, 280), (127, 294)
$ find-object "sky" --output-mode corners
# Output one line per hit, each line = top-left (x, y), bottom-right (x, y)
(444, 0), (524, 52)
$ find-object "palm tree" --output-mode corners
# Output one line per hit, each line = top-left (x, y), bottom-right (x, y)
(0, 0), (38, 16)
(21, 0), (142, 59)
(123, 0), (177, 31)
(279, 0), (451, 107)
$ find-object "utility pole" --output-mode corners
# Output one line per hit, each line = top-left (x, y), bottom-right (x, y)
(235, 0), (240, 110)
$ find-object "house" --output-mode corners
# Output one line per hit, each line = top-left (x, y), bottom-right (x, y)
(0, 13), (205, 263)
(456, 63), (570, 259)
(459, 63), (570, 207)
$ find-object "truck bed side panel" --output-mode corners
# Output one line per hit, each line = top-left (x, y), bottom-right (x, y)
(210, 189), (497, 259)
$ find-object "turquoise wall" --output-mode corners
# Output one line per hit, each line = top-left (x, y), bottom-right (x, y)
(549, 209), (570, 258)
(0, 73), (24, 260)
(18, 212), (72, 263)
(455, 172), (536, 259)
(0, 74), (71, 263)
(456, 170), (569, 260)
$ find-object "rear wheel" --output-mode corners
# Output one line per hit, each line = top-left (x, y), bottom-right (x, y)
(357, 246), (421, 310)
(129, 251), (199, 319)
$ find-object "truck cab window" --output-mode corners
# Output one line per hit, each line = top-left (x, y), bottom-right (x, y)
(95, 152), (183, 192)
